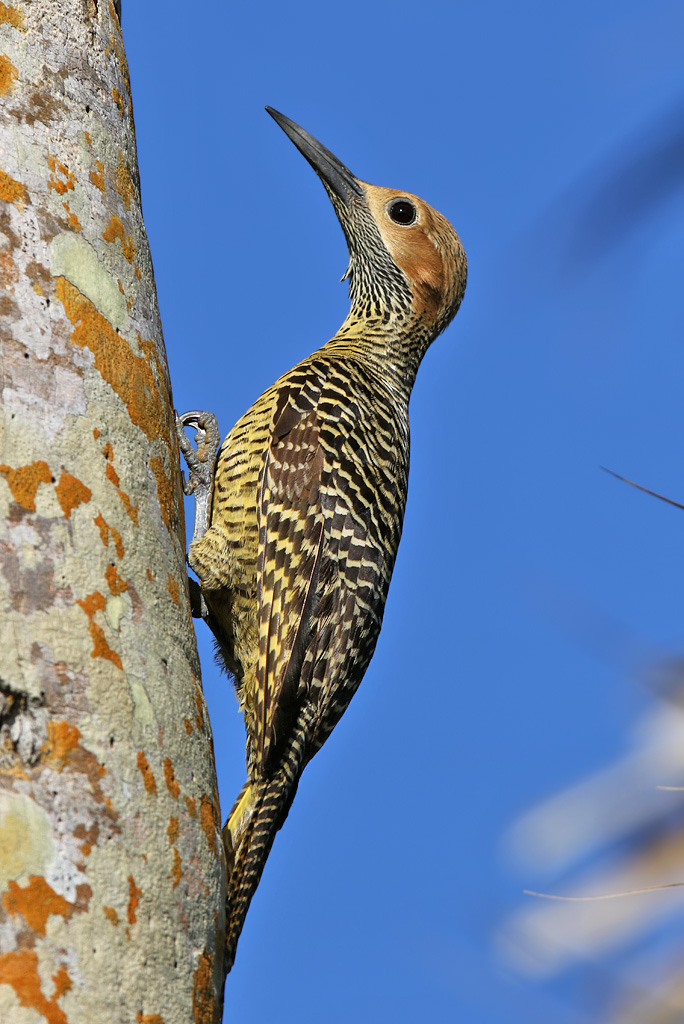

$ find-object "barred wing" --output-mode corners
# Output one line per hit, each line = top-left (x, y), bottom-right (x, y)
(253, 367), (401, 772)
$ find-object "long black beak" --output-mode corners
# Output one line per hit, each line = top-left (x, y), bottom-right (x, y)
(266, 107), (364, 205)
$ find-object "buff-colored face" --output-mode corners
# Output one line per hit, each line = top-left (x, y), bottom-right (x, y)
(362, 184), (463, 320)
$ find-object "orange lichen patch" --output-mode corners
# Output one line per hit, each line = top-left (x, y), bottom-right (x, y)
(89, 618), (121, 666)
(37, 718), (113, 820)
(0, 950), (68, 1024)
(103, 905), (119, 925)
(112, 85), (125, 117)
(199, 795), (218, 855)
(184, 795), (197, 818)
(127, 875), (141, 925)
(0, 3), (27, 30)
(94, 511), (125, 559)
(134, 263), (141, 280)
(117, 277), (125, 294)
(149, 455), (175, 532)
(0, 460), (51, 511)
(2, 876), (81, 936)
(166, 573), (180, 609)
(74, 822), (99, 858)
(109, 24), (131, 88)
(84, 130), (92, 146)
(167, 816), (179, 845)
(55, 278), (172, 455)
(183, 718), (193, 736)
(52, 967), (71, 1000)
(74, 753), (108, 810)
(0, 54), (17, 96)
(146, 568), (154, 582)
(170, 847), (182, 889)
(0, 168), (28, 207)
(163, 757), (180, 799)
(90, 159), (105, 193)
(115, 150), (134, 210)
(138, 1016), (165, 1024)
(0, 250), (17, 286)
(193, 681), (205, 732)
(25, 260), (50, 292)
(105, 562), (128, 595)
(62, 200), (81, 231)
(76, 590), (123, 669)
(192, 949), (215, 1024)
(138, 335), (165, 376)
(136, 751), (157, 795)
(42, 719), (81, 770)
(105, 461), (139, 525)
(55, 471), (91, 518)
(47, 154), (76, 196)
(102, 213), (136, 263)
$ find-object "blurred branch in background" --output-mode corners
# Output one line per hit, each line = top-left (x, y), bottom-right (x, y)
(500, 561), (684, 1021)
(497, 668), (684, 1021)
(565, 98), (684, 267)
(498, 681), (684, 963)
(496, 576), (684, 1024)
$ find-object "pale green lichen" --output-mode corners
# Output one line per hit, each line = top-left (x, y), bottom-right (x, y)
(128, 676), (156, 727)
(0, 792), (54, 889)
(104, 591), (129, 632)
(50, 232), (127, 329)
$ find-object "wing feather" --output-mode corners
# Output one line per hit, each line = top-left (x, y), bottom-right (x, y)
(254, 382), (326, 767)
(253, 367), (404, 771)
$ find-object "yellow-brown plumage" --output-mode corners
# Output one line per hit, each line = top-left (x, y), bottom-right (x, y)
(181, 108), (467, 970)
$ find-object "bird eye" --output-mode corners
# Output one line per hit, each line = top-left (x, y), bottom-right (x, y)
(388, 199), (416, 225)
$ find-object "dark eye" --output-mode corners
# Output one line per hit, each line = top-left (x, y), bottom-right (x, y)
(388, 199), (416, 225)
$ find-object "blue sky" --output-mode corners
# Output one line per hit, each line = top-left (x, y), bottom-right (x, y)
(125, 3), (684, 1020)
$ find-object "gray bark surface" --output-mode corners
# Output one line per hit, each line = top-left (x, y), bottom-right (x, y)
(0, 2), (226, 1020)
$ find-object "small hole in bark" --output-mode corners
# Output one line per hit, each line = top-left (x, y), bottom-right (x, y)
(51, 477), (56, 484)
(24, 352), (29, 359)
(161, 658), (168, 667)
(85, 105), (90, 113)
(109, 736), (115, 746)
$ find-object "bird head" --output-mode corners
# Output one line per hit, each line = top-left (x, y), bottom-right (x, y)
(266, 107), (467, 343)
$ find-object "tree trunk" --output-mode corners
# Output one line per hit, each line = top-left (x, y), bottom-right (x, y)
(0, 3), (226, 1020)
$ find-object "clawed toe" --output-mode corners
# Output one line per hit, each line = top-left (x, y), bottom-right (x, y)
(175, 409), (221, 544)
(176, 411), (220, 491)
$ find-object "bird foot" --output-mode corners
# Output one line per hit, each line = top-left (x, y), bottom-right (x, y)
(175, 410), (220, 545)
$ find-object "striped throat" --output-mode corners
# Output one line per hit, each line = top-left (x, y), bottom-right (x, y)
(266, 107), (467, 399)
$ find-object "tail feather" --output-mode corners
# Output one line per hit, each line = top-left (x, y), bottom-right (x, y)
(225, 705), (315, 971)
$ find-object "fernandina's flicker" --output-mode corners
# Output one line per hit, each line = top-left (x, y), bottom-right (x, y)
(177, 107), (467, 970)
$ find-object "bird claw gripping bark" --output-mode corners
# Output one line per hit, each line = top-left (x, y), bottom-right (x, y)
(175, 411), (220, 622)
(175, 410), (220, 544)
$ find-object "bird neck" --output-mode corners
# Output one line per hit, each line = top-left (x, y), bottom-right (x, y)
(324, 306), (437, 399)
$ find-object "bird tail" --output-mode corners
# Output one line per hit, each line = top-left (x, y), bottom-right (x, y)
(225, 705), (315, 971)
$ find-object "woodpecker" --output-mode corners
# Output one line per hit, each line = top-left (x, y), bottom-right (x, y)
(177, 107), (467, 971)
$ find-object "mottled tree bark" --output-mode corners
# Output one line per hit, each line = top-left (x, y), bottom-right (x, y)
(0, 3), (226, 1021)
